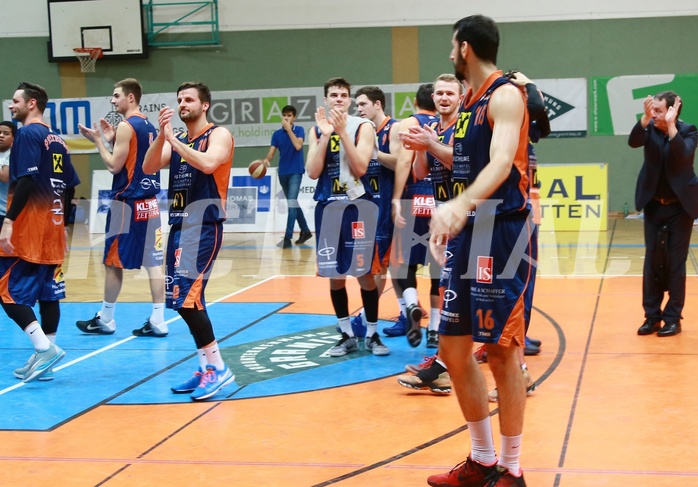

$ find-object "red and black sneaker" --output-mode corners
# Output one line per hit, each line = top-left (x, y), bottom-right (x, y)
(427, 456), (497, 487)
(484, 466), (526, 486)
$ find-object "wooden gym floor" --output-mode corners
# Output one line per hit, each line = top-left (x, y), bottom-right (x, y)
(1, 217), (697, 486)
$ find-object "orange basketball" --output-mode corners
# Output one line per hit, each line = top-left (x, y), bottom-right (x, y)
(248, 159), (267, 179)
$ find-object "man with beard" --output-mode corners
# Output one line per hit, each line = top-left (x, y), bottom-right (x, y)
(423, 15), (532, 486)
(77, 78), (166, 337)
(144, 82), (235, 401)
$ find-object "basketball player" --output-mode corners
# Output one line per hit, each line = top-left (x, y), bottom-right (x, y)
(348, 85), (400, 337)
(1, 82), (80, 382)
(389, 83), (438, 346)
(306, 77), (389, 357)
(76, 78), (166, 337)
(426, 15), (532, 486)
(143, 81), (235, 401)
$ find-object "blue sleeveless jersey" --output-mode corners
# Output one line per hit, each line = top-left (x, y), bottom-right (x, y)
(168, 124), (233, 226)
(452, 72), (530, 222)
(312, 123), (374, 203)
(112, 113), (159, 200)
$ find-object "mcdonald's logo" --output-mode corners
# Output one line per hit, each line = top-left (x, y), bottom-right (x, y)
(436, 182), (450, 202)
(330, 135), (340, 153)
(452, 180), (468, 197)
(172, 190), (187, 210)
(455, 111), (470, 139)
(332, 177), (346, 195)
(53, 153), (63, 173)
(370, 177), (379, 192)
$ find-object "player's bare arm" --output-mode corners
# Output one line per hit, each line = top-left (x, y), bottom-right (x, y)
(305, 107), (332, 179)
(143, 107), (174, 173)
(167, 125), (233, 174)
(376, 122), (400, 170)
(78, 120), (132, 174)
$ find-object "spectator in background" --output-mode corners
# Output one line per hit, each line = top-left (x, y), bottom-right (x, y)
(0, 121), (17, 229)
(263, 105), (312, 249)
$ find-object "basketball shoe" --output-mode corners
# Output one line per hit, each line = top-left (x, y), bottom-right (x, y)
(427, 456), (498, 486)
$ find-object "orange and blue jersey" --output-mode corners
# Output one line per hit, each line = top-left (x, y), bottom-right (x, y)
(112, 113), (158, 200)
(168, 123), (233, 226)
(4, 120), (79, 264)
(452, 71), (530, 222)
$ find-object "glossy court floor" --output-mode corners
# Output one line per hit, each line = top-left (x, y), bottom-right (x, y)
(1, 216), (697, 486)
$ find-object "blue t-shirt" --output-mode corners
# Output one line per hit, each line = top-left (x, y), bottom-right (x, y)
(271, 125), (305, 175)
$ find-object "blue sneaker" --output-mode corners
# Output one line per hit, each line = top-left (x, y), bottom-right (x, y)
(383, 313), (408, 337)
(190, 365), (235, 401)
(350, 314), (367, 338)
(23, 344), (65, 383)
(171, 368), (204, 393)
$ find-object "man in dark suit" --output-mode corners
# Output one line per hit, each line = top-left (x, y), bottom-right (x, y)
(629, 91), (698, 337)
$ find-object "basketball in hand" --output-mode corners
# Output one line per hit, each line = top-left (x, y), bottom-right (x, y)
(248, 159), (267, 179)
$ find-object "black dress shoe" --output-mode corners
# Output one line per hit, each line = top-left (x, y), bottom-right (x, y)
(277, 237), (292, 249)
(657, 322), (682, 337)
(295, 230), (313, 245)
(637, 319), (661, 335)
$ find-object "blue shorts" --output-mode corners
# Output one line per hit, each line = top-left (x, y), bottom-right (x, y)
(375, 195), (394, 266)
(166, 222), (223, 310)
(314, 198), (380, 278)
(438, 234), (461, 289)
(104, 197), (164, 270)
(523, 224), (538, 330)
(439, 216), (534, 348)
(0, 258), (63, 306)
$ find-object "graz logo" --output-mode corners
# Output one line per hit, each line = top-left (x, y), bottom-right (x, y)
(317, 238), (336, 260)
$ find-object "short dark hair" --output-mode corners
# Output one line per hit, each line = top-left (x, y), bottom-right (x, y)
(415, 83), (435, 112)
(0, 121), (17, 137)
(453, 15), (499, 65)
(324, 77), (351, 97)
(655, 91), (682, 117)
(177, 81), (211, 104)
(17, 81), (49, 113)
(282, 105), (297, 116)
(354, 86), (386, 110)
(115, 78), (143, 104)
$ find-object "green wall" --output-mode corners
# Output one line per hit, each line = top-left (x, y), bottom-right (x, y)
(2, 16), (697, 210)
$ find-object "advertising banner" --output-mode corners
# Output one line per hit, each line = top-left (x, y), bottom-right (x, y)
(537, 163), (608, 232)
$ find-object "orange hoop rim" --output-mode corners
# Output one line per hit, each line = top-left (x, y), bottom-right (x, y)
(73, 47), (103, 59)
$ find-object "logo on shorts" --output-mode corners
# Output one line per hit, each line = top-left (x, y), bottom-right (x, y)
(135, 198), (160, 221)
(352, 221), (365, 239)
(476, 256), (493, 284)
(154, 227), (163, 251)
(174, 248), (182, 267)
(443, 289), (457, 304)
(412, 195), (435, 216)
(172, 285), (179, 299)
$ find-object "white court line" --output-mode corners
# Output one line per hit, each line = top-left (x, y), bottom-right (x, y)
(0, 275), (279, 396)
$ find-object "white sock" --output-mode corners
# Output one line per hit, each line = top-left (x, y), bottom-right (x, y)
(46, 333), (57, 344)
(338, 316), (353, 336)
(498, 434), (523, 476)
(468, 417), (497, 466)
(397, 298), (407, 316)
(203, 342), (226, 370)
(360, 308), (367, 322)
(150, 303), (166, 329)
(25, 322), (51, 351)
(402, 287), (418, 308)
(100, 301), (116, 323)
(366, 322), (377, 337)
(429, 308), (440, 331)
(197, 348), (207, 370)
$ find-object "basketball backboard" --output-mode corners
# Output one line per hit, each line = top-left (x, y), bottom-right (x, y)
(48, 0), (148, 62)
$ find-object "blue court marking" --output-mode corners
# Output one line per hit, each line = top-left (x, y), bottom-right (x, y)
(0, 302), (426, 431)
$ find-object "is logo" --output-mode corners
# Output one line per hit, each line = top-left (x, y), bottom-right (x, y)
(352, 221), (365, 239)
(476, 256), (493, 284)
(52, 153), (63, 173)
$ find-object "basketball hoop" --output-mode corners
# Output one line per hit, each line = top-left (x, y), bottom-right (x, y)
(73, 47), (102, 73)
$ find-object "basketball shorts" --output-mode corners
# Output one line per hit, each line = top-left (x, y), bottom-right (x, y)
(439, 216), (534, 348)
(104, 197), (164, 270)
(0, 258), (63, 306)
(166, 222), (223, 310)
(314, 198), (380, 278)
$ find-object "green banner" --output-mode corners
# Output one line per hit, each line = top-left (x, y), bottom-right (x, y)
(591, 74), (698, 135)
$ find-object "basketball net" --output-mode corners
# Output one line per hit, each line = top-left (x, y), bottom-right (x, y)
(73, 47), (102, 73)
